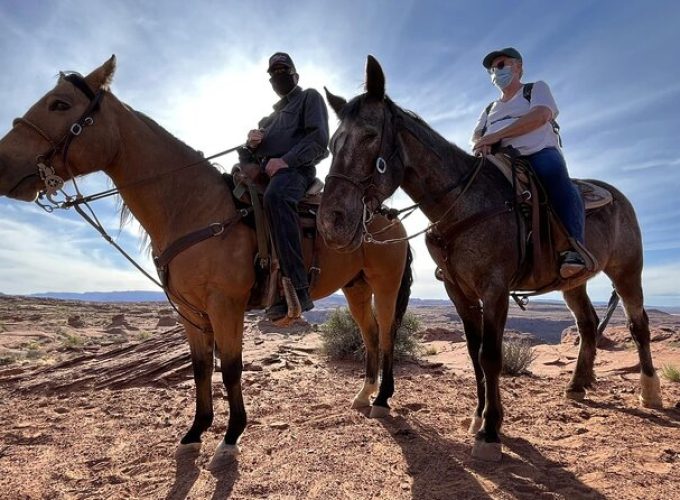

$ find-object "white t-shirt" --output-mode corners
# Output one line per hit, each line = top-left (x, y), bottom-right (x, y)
(473, 81), (560, 156)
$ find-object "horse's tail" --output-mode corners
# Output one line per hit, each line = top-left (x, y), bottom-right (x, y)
(393, 245), (414, 333)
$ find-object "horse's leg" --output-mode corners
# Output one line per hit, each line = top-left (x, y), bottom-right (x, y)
(473, 290), (508, 462)
(369, 283), (399, 418)
(605, 268), (663, 408)
(343, 278), (380, 409)
(562, 285), (599, 400)
(179, 322), (215, 449)
(443, 280), (484, 435)
(205, 296), (248, 466)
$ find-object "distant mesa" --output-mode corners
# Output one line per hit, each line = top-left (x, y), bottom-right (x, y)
(29, 291), (169, 303)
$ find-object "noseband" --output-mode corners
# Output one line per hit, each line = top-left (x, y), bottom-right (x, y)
(12, 73), (103, 205)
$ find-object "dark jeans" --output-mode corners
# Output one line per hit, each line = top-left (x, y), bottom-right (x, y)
(263, 168), (311, 290)
(524, 147), (585, 244)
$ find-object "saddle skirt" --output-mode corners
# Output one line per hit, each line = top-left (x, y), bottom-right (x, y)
(486, 153), (613, 211)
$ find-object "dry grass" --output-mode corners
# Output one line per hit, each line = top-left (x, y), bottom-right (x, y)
(661, 364), (680, 383)
(502, 338), (536, 376)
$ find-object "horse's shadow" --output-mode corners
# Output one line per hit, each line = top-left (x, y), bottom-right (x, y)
(165, 446), (239, 500)
(579, 398), (680, 428)
(210, 458), (240, 500)
(166, 447), (202, 500)
(379, 415), (606, 500)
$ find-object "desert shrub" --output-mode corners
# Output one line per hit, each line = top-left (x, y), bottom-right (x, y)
(0, 353), (19, 366)
(136, 330), (152, 341)
(60, 333), (84, 348)
(501, 339), (536, 376)
(424, 345), (439, 356)
(661, 364), (680, 383)
(24, 341), (43, 360)
(320, 307), (422, 361)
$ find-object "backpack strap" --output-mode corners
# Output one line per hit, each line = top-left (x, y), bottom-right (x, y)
(523, 82), (562, 146)
(480, 101), (494, 136)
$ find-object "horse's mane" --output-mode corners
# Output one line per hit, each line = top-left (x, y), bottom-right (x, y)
(132, 111), (204, 160)
(117, 110), (212, 253)
(341, 94), (472, 163)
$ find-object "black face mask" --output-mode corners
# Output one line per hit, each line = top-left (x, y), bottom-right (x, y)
(270, 73), (296, 96)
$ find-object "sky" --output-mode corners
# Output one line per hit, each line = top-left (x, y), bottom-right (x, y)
(0, 0), (679, 306)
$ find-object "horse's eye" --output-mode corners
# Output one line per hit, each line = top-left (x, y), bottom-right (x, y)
(49, 100), (71, 111)
(361, 132), (378, 144)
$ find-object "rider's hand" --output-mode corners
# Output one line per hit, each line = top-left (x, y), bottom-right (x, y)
(472, 133), (499, 156)
(473, 144), (492, 156)
(265, 158), (288, 177)
(246, 129), (264, 148)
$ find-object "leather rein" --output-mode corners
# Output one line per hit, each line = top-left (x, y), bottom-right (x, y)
(12, 74), (245, 332)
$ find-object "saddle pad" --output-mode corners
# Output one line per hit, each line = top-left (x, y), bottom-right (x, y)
(573, 180), (612, 210)
(487, 153), (612, 211)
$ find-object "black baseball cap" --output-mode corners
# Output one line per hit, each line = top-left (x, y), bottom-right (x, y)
(482, 47), (522, 69)
(267, 52), (296, 73)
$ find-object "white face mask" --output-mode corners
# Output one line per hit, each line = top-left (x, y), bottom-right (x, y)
(491, 66), (514, 89)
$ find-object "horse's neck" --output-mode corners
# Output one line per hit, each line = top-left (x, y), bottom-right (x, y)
(398, 127), (477, 222)
(105, 106), (234, 251)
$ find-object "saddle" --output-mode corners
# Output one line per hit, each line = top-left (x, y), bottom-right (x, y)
(486, 150), (612, 292)
(226, 162), (324, 317)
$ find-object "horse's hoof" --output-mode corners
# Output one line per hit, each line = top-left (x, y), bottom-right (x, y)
(468, 416), (483, 435)
(369, 405), (390, 419)
(564, 389), (586, 401)
(351, 398), (371, 409)
(639, 395), (663, 409)
(207, 441), (240, 471)
(472, 440), (502, 462)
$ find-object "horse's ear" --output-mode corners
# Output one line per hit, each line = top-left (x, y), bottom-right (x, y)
(85, 55), (117, 91)
(324, 87), (347, 116)
(365, 55), (385, 99)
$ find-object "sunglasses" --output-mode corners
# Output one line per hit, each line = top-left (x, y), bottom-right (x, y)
(487, 60), (514, 74)
(269, 67), (294, 76)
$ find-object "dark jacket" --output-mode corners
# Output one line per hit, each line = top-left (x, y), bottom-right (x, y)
(240, 86), (329, 178)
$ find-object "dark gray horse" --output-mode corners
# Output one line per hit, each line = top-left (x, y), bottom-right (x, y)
(318, 56), (663, 461)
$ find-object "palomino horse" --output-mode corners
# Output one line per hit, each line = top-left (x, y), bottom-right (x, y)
(0, 56), (412, 465)
(318, 56), (663, 461)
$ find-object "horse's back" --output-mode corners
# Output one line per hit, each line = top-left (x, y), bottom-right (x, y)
(582, 179), (643, 271)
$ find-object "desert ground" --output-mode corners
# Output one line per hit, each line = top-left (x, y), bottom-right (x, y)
(0, 294), (678, 499)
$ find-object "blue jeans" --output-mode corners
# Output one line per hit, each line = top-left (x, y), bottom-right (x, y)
(263, 168), (312, 290)
(524, 147), (585, 244)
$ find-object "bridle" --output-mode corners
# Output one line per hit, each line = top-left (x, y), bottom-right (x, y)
(324, 99), (488, 246)
(325, 103), (406, 242)
(12, 73), (103, 209)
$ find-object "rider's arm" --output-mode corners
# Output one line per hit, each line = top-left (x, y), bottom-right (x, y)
(482, 105), (552, 144)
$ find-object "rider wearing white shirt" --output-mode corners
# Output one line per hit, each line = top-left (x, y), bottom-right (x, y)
(472, 47), (586, 278)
